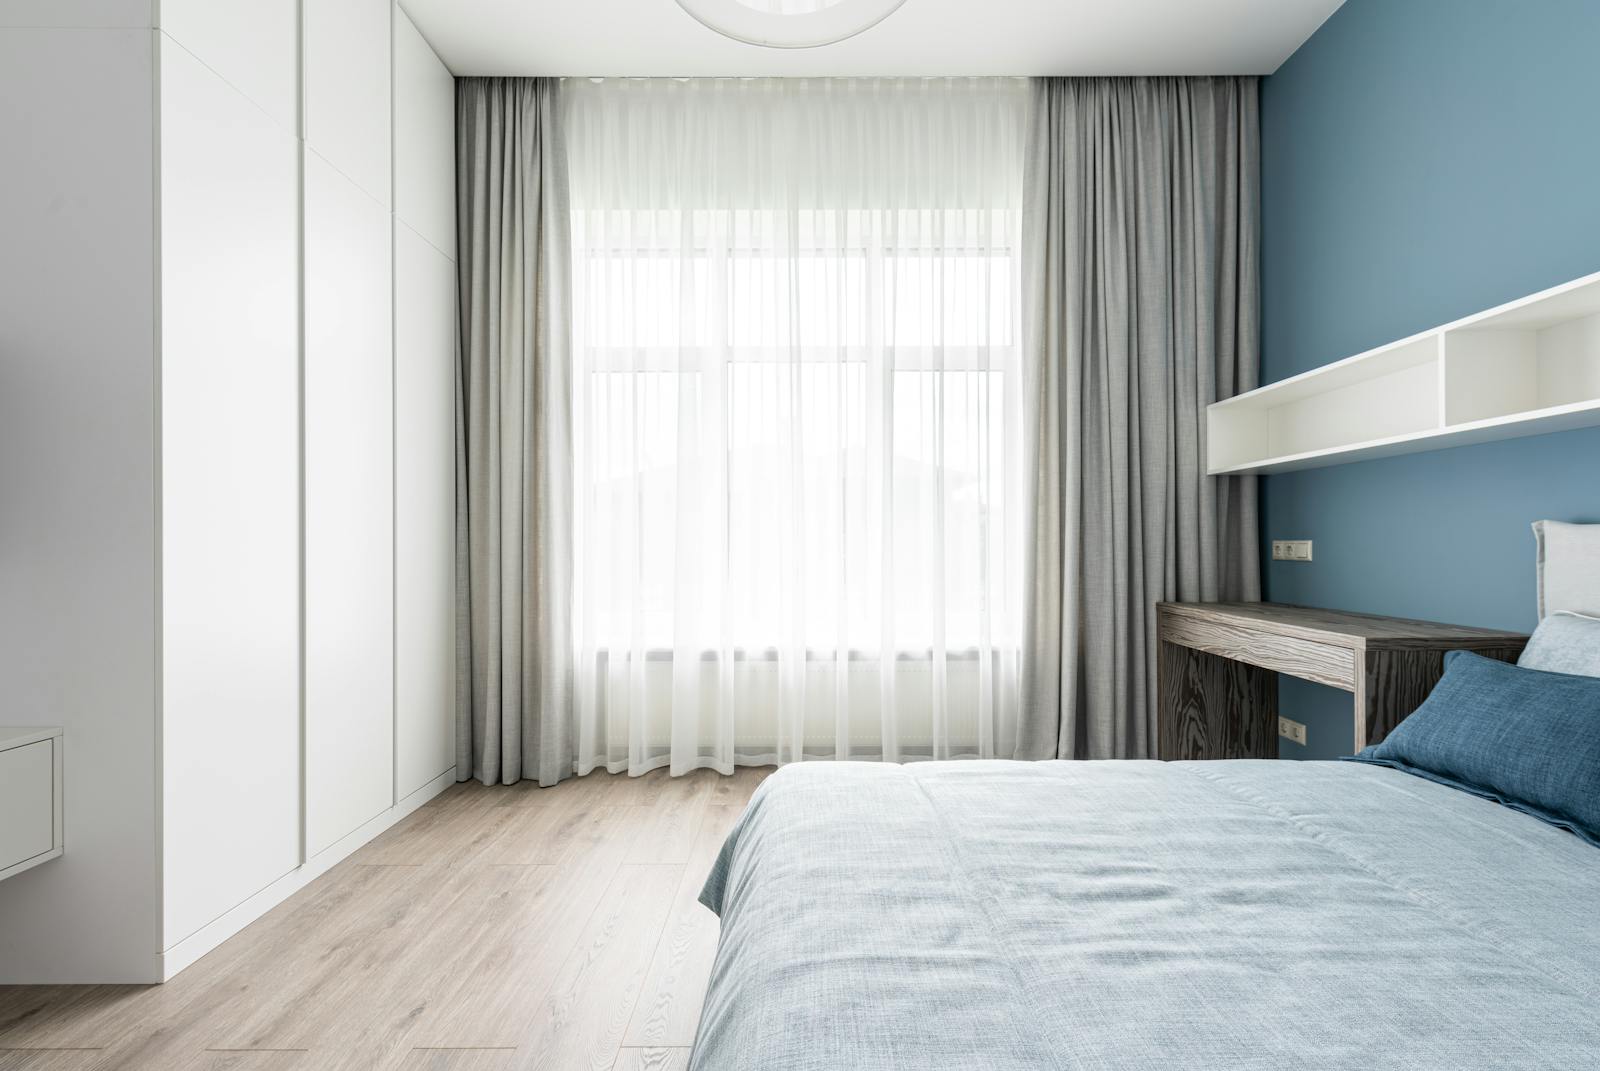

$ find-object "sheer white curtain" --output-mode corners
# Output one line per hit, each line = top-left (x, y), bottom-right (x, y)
(565, 77), (1026, 776)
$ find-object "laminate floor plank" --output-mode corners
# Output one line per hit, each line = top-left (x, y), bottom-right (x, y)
(485, 768), (621, 810)
(324, 868), (555, 1069)
(0, 989), (138, 1051)
(400, 864), (604, 1051)
(390, 1050), (517, 1071)
(342, 862), (591, 1060)
(512, 864), (681, 1071)
(0, 1052), (109, 1071)
(83, 866), (442, 1069)
(351, 784), (512, 868)
(190, 864), (440, 1051)
(0, 975), (202, 1052)
(707, 767), (770, 808)
(478, 789), (635, 868)
(622, 804), (741, 1048)
(408, 802), (673, 1051)
(611, 1048), (690, 1071)
(0, 768), (769, 1071)
(622, 773), (715, 867)
(209, 864), (528, 1063)
(178, 1052), (309, 1071)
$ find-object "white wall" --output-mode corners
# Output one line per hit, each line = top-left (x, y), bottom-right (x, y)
(0, 2), (152, 28)
(156, 29), (303, 951)
(0, 22), (162, 983)
(394, 7), (458, 799)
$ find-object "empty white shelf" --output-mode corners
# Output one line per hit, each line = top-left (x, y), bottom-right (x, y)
(1209, 270), (1600, 475)
(0, 727), (63, 882)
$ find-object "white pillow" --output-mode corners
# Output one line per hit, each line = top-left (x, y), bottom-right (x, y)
(1518, 610), (1600, 678)
(1533, 520), (1600, 619)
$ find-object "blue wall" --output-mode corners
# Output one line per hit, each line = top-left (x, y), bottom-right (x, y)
(1260, 0), (1600, 758)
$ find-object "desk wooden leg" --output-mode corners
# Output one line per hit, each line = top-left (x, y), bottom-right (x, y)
(1158, 641), (1278, 760)
(1357, 645), (1524, 751)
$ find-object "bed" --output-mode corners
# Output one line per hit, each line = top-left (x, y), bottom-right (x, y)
(688, 523), (1600, 1070)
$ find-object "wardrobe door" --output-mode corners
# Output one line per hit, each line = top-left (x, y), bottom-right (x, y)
(159, 33), (301, 946)
(393, 8), (457, 800)
(304, 150), (394, 857)
(159, 0), (298, 131)
(301, 0), (396, 858)
(305, 0), (392, 207)
(393, 225), (456, 799)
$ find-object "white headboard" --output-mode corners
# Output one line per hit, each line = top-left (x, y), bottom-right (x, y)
(1533, 520), (1600, 618)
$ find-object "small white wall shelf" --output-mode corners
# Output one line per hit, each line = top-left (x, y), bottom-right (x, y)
(0, 727), (63, 882)
(1208, 270), (1600, 474)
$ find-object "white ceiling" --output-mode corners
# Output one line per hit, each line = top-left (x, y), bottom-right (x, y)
(402, 0), (1345, 78)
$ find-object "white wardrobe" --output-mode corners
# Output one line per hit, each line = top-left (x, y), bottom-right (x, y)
(0, 0), (457, 982)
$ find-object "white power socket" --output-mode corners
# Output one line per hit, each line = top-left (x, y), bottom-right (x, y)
(1272, 540), (1313, 562)
(1278, 716), (1308, 746)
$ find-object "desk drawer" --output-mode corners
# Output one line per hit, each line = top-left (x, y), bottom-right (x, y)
(1160, 613), (1356, 691)
(0, 739), (56, 875)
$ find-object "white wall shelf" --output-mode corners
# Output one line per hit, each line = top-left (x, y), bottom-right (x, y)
(0, 728), (63, 883)
(1208, 270), (1600, 475)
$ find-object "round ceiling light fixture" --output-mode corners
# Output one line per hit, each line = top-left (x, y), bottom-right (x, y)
(675, 0), (911, 49)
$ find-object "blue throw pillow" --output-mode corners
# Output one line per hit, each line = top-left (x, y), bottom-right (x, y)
(1347, 650), (1600, 846)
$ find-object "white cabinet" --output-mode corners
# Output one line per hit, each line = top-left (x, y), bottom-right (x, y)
(304, 153), (396, 857)
(0, 729), (63, 882)
(394, 8), (456, 256)
(395, 225), (457, 798)
(0, 0), (456, 983)
(157, 0), (299, 131)
(305, 0), (393, 206)
(393, 5), (458, 802)
(158, 33), (303, 954)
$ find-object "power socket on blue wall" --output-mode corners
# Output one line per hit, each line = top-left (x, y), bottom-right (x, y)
(1276, 677), (1353, 760)
(1271, 540), (1312, 562)
(1277, 716), (1308, 746)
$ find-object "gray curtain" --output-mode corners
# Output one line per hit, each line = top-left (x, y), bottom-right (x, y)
(455, 78), (574, 786)
(1017, 77), (1261, 761)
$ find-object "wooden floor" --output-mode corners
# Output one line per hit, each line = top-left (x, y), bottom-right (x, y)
(0, 766), (771, 1071)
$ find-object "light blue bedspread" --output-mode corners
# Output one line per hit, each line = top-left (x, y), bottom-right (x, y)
(692, 760), (1600, 1070)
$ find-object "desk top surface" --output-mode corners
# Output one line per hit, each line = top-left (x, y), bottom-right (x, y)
(1159, 601), (1528, 649)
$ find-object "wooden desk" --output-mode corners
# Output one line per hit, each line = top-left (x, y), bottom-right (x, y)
(1156, 602), (1527, 760)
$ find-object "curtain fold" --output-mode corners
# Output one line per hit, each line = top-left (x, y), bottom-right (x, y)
(456, 77), (575, 786)
(1017, 77), (1262, 761)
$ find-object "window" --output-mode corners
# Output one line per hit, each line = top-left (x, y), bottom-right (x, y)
(564, 77), (1026, 766)
(574, 208), (1017, 654)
